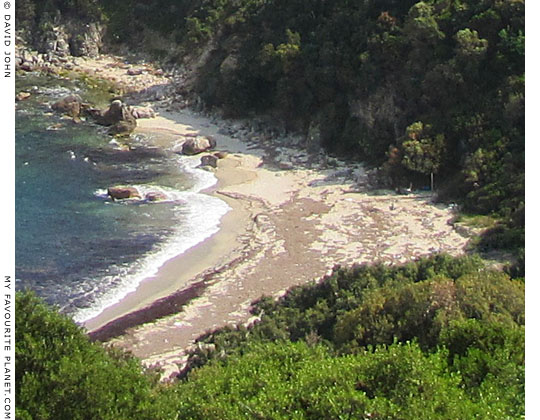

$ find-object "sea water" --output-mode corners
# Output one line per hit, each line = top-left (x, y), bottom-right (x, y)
(15, 73), (229, 323)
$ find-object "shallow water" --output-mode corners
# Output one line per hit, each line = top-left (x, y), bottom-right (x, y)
(15, 73), (229, 323)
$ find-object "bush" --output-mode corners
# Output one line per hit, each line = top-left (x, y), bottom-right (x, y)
(16, 291), (174, 420)
(172, 340), (511, 419)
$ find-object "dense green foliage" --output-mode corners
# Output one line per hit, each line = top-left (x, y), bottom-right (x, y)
(15, 292), (176, 420)
(16, 255), (525, 418)
(16, 0), (103, 31)
(173, 0), (524, 255)
(172, 341), (510, 419)
(175, 342), (521, 420)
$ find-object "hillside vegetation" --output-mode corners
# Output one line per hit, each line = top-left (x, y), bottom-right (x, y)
(16, 255), (525, 419)
(16, 0), (525, 262)
(15, 2), (525, 416)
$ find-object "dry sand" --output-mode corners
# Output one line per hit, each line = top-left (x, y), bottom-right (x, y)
(67, 55), (470, 379)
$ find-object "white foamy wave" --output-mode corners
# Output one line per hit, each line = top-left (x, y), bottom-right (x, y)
(93, 188), (109, 198)
(93, 185), (192, 203)
(73, 190), (230, 324)
(74, 163), (229, 324)
(40, 86), (81, 97)
(177, 155), (219, 192)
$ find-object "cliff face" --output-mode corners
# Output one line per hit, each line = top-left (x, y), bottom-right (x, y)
(39, 20), (104, 58)
(16, 0), (105, 58)
(18, 17), (104, 58)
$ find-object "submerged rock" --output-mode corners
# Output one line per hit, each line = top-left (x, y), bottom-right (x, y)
(52, 94), (83, 118)
(108, 120), (137, 136)
(144, 191), (168, 202)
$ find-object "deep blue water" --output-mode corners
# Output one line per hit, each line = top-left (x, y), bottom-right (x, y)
(15, 74), (229, 322)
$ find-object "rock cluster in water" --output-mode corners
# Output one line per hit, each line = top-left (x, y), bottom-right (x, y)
(107, 186), (169, 203)
(88, 100), (137, 136)
(50, 96), (138, 136)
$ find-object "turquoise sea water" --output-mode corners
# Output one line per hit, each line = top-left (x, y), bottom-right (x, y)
(15, 73), (229, 323)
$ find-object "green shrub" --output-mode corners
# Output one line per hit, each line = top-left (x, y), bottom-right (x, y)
(173, 341), (510, 419)
(16, 291), (174, 420)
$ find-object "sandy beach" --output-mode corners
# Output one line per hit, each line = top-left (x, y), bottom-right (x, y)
(43, 54), (471, 379)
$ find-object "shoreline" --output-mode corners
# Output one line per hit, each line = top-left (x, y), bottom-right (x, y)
(83, 109), (263, 333)
(82, 107), (471, 380)
(83, 189), (253, 334)
(20, 53), (473, 378)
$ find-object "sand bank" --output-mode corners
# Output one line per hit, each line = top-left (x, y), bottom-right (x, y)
(64, 55), (470, 379)
(87, 111), (469, 380)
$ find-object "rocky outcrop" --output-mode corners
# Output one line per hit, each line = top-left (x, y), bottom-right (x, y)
(305, 121), (322, 153)
(36, 20), (104, 58)
(219, 54), (239, 76)
(181, 136), (217, 155)
(69, 23), (103, 57)
(107, 186), (141, 200)
(89, 100), (137, 136)
(16, 15), (104, 74)
(51, 94), (83, 118)
(39, 25), (70, 57)
(349, 85), (403, 139)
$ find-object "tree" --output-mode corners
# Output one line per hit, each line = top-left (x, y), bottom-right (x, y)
(400, 121), (445, 190)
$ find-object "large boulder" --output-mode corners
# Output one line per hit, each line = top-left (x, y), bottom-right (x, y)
(107, 186), (140, 200)
(181, 136), (217, 155)
(97, 100), (130, 125)
(51, 94), (83, 118)
(89, 100), (137, 136)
